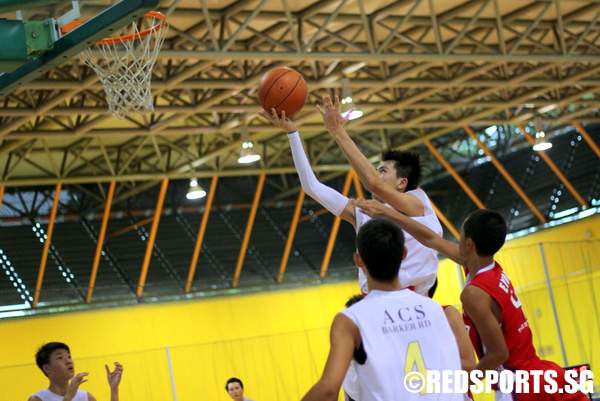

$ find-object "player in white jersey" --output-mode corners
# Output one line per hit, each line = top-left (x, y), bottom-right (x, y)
(301, 218), (462, 401)
(29, 342), (123, 401)
(316, 95), (444, 293)
(261, 107), (442, 295)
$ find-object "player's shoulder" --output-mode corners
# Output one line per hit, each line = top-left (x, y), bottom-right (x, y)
(460, 283), (494, 306)
(406, 291), (445, 310)
(28, 396), (42, 401)
(405, 187), (429, 204)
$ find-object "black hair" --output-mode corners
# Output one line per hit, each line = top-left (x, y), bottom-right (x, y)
(356, 219), (405, 282)
(381, 150), (421, 190)
(427, 278), (438, 299)
(463, 209), (507, 256)
(225, 377), (243, 391)
(36, 342), (70, 376)
(345, 294), (365, 308)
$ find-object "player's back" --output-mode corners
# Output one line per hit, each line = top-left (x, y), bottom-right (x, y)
(342, 289), (462, 401)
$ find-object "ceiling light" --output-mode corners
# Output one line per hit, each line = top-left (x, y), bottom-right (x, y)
(186, 178), (206, 200)
(343, 109), (363, 120)
(532, 118), (552, 152)
(238, 152), (261, 164)
(533, 141), (552, 151)
(238, 140), (261, 164)
(238, 125), (261, 164)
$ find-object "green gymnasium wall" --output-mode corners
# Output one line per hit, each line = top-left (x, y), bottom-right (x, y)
(0, 214), (598, 401)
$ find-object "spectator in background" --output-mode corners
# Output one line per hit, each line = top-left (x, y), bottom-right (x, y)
(225, 377), (255, 401)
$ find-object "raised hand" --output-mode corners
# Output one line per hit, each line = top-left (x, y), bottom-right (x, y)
(316, 95), (349, 134)
(356, 199), (389, 218)
(259, 108), (298, 133)
(105, 362), (123, 390)
(64, 372), (88, 401)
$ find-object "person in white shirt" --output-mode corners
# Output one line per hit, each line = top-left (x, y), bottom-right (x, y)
(301, 219), (462, 401)
(261, 106), (442, 295)
(28, 342), (123, 401)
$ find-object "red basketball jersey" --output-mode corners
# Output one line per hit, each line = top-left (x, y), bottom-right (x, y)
(463, 262), (588, 401)
(463, 262), (539, 369)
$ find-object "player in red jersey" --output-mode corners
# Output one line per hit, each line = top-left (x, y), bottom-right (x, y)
(355, 201), (588, 401)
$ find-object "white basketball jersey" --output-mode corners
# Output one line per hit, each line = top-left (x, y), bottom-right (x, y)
(341, 289), (462, 401)
(32, 389), (89, 401)
(356, 188), (443, 295)
(343, 360), (361, 400)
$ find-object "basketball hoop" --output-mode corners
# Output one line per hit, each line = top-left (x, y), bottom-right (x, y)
(75, 11), (168, 119)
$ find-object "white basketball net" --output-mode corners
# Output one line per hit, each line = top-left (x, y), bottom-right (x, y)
(80, 15), (167, 119)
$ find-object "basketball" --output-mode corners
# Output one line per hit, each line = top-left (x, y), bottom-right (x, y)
(258, 67), (307, 117)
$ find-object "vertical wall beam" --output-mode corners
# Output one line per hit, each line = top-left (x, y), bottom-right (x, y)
(539, 243), (569, 366)
(0, 184), (4, 208)
(277, 189), (305, 283)
(464, 125), (546, 224)
(136, 178), (169, 298)
(232, 173), (266, 288)
(518, 125), (588, 208)
(573, 121), (600, 158)
(320, 170), (354, 278)
(424, 139), (485, 209)
(185, 176), (219, 292)
(33, 183), (62, 308)
(86, 180), (116, 303)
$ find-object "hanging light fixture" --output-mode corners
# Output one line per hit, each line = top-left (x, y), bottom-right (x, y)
(340, 78), (362, 120)
(186, 178), (206, 200)
(532, 118), (552, 152)
(238, 124), (261, 164)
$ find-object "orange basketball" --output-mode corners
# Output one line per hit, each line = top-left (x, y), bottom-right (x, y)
(258, 67), (307, 118)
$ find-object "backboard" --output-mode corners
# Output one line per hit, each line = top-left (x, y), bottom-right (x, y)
(0, 0), (159, 97)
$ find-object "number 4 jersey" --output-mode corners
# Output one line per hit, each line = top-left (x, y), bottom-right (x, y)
(341, 289), (463, 401)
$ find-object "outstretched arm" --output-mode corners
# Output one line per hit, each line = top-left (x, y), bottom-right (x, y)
(356, 199), (464, 264)
(317, 96), (424, 216)
(261, 109), (355, 225)
(443, 305), (477, 372)
(301, 313), (357, 401)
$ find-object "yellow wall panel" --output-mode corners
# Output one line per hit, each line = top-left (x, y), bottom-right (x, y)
(0, 214), (598, 400)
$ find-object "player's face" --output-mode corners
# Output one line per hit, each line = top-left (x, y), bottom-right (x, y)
(226, 382), (244, 401)
(45, 349), (74, 381)
(376, 161), (409, 196)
